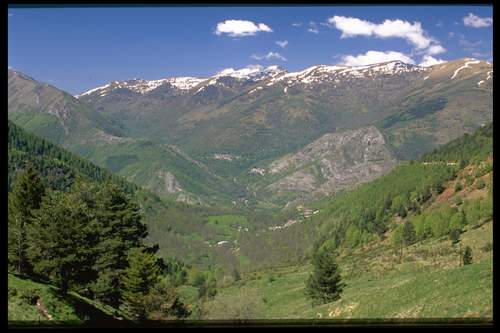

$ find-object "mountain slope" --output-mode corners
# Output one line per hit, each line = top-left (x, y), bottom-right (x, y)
(8, 70), (245, 204)
(8, 70), (123, 146)
(8, 274), (127, 325)
(7, 122), (273, 270)
(202, 122), (493, 319)
(9, 58), (492, 207)
(79, 58), (492, 167)
(243, 126), (398, 207)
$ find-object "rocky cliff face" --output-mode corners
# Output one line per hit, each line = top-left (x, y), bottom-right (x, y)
(255, 126), (397, 207)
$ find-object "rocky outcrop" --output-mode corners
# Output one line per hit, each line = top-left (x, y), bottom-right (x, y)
(264, 126), (398, 206)
(158, 169), (183, 193)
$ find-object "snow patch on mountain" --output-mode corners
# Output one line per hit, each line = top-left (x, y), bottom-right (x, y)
(214, 65), (286, 81)
(266, 61), (426, 88)
(77, 76), (206, 98)
(450, 59), (481, 79)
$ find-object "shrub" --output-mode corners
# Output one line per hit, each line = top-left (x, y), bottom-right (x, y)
(19, 288), (39, 305)
(454, 182), (462, 192)
(402, 220), (416, 246)
(8, 287), (17, 298)
(449, 229), (461, 244)
(453, 196), (463, 206)
(475, 178), (486, 190)
(463, 246), (473, 265)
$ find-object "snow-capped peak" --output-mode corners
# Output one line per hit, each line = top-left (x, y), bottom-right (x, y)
(265, 61), (425, 88)
(214, 65), (286, 80)
(76, 60), (429, 98)
(76, 76), (207, 98)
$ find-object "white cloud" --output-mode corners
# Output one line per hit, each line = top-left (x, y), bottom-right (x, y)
(328, 15), (432, 49)
(339, 50), (415, 66)
(9, 13), (14, 17)
(426, 45), (446, 55)
(215, 20), (273, 37)
(276, 40), (288, 48)
(292, 22), (303, 27)
(419, 55), (446, 67)
(308, 22), (320, 34)
(215, 64), (264, 77)
(463, 13), (492, 28)
(250, 51), (287, 61)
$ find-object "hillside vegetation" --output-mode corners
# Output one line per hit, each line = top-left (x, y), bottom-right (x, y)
(8, 274), (126, 325)
(203, 135), (493, 319)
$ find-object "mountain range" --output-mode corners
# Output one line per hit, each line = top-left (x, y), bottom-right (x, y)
(8, 58), (492, 208)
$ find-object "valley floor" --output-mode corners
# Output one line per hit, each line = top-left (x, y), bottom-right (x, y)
(202, 221), (493, 320)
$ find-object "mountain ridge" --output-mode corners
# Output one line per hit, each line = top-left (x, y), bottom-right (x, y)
(8, 57), (492, 208)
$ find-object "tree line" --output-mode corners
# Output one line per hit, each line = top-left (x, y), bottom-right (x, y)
(8, 165), (190, 321)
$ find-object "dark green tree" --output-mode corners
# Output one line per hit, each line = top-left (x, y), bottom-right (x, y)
(305, 247), (345, 305)
(142, 280), (191, 320)
(121, 247), (162, 320)
(402, 220), (417, 246)
(27, 191), (96, 293)
(91, 181), (148, 308)
(463, 246), (473, 265)
(8, 164), (46, 275)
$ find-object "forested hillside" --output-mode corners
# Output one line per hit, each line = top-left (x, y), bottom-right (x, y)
(221, 122), (493, 273)
(203, 122), (492, 319)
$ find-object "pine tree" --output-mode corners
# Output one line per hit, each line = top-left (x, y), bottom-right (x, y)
(92, 181), (148, 307)
(8, 164), (46, 275)
(402, 220), (416, 246)
(305, 247), (345, 305)
(121, 247), (162, 320)
(142, 280), (191, 320)
(27, 190), (96, 293)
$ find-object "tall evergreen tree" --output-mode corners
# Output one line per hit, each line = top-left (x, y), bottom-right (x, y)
(92, 181), (148, 307)
(121, 247), (162, 320)
(8, 164), (46, 275)
(27, 190), (96, 293)
(305, 247), (345, 305)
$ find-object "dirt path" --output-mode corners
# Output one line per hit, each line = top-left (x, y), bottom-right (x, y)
(36, 298), (53, 320)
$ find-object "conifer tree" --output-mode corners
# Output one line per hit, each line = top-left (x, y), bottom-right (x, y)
(8, 164), (46, 275)
(121, 247), (162, 320)
(305, 247), (345, 305)
(142, 280), (191, 320)
(91, 181), (148, 307)
(402, 220), (416, 246)
(27, 190), (96, 293)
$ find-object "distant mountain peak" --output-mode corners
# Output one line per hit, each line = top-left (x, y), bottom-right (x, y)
(214, 65), (286, 80)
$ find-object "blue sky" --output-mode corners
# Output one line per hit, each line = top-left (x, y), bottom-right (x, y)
(8, 5), (493, 95)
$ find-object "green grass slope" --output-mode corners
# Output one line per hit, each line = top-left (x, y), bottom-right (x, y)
(8, 274), (128, 326)
(203, 220), (492, 320)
